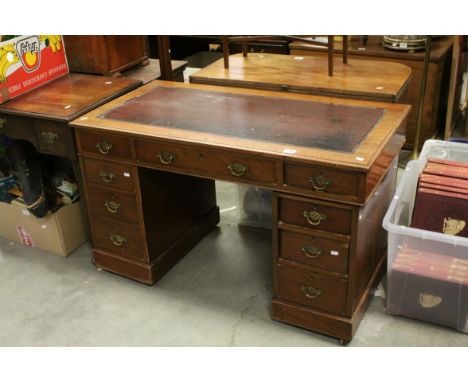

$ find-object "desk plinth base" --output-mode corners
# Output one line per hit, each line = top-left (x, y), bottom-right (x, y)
(272, 251), (386, 343)
(92, 206), (220, 285)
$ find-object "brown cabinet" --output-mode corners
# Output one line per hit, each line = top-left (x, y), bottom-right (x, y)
(64, 35), (148, 76)
(290, 36), (454, 148)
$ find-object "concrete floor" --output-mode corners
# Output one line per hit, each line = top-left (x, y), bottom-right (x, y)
(0, 180), (467, 346)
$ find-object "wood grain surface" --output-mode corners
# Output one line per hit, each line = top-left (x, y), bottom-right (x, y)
(0, 73), (141, 121)
(190, 53), (411, 101)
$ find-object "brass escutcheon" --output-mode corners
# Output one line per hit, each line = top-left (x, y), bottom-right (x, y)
(99, 170), (116, 183)
(0, 117), (6, 129)
(309, 173), (332, 191)
(303, 210), (326, 226)
(301, 245), (323, 259)
(157, 151), (176, 165)
(96, 140), (113, 155)
(228, 162), (248, 177)
(104, 200), (121, 213)
(41, 131), (59, 144)
(110, 234), (126, 246)
(302, 286), (323, 299)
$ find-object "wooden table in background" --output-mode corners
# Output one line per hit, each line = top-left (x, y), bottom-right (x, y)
(0, 73), (141, 200)
(71, 81), (409, 343)
(290, 36), (454, 149)
(190, 53), (411, 103)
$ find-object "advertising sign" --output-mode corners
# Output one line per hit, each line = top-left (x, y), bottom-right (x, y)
(0, 35), (69, 103)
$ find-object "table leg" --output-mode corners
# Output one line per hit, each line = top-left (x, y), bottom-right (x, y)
(157, 35), (173, 81)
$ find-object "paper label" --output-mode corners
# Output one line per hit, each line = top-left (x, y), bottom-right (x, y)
(16, 226), (34, 247)
(123, 172), (130, 178)
(330, 251), (339, 256)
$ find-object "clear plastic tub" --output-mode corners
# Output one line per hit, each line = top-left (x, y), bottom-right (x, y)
(237, 185), (272, 229)
(419, 139), (468, 161)
(383, 159), (468, 333)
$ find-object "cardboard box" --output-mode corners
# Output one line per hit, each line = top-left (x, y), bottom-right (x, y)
(0, 35), (69, 103)
(0, 200), (87, 256)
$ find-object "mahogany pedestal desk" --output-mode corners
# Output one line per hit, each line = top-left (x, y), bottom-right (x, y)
(71, 81), (410, 343)
(290, 36), (454, 148)
(0, 73), (141, 204)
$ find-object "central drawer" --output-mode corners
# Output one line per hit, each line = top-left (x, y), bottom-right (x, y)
(135, 139), (277, 184)
(35, 120), (68, 156)
(276, 264), (348, 316)
(278, 196), (353, 235)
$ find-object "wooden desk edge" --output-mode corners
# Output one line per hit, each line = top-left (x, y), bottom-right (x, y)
(69, 81), (411, 172)
(0, 80), (142, 122)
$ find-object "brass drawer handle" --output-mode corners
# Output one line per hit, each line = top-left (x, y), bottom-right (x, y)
(157, 151), (176, 165)
(303, 210), (326, 226)
(302, 245), (323, 259)
(41, 131), (59, 144)
(302, 286), (323, 299)
(0, 117), (6, 129)
(96, 140), (114, 155)
(104, 200), (121, 213)
(99, 170), (116, 183)
(110, 234), (126, 246)
(228, 162), (248, 177)
(309, 173), (332, 191)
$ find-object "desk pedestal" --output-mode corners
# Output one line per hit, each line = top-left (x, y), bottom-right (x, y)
(271, 161), (396, 342)
(81, 163), (220, 285)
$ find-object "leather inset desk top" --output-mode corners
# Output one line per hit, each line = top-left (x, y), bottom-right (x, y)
(102, 86), (384, 152)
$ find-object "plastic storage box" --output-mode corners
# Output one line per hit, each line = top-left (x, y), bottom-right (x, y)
(237, 185), (272, 229)
(419, 139), (468, 162)
(383, 159), (468, 333)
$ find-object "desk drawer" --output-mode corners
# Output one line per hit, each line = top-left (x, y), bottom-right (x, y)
(276, 263), (348, 316)
(284, 163), (360, 199)
(278, 197), (352, 235)
(87, 185), (140, 224)
(82, 157), (137, 192)
(35, 120), (67, 156)
(279, 230), (349, 275)
(78, 130), (132, 159)
(135, 139), (277, 184)
(91, 218), (145, 261)
(0, 114), (36, 143)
